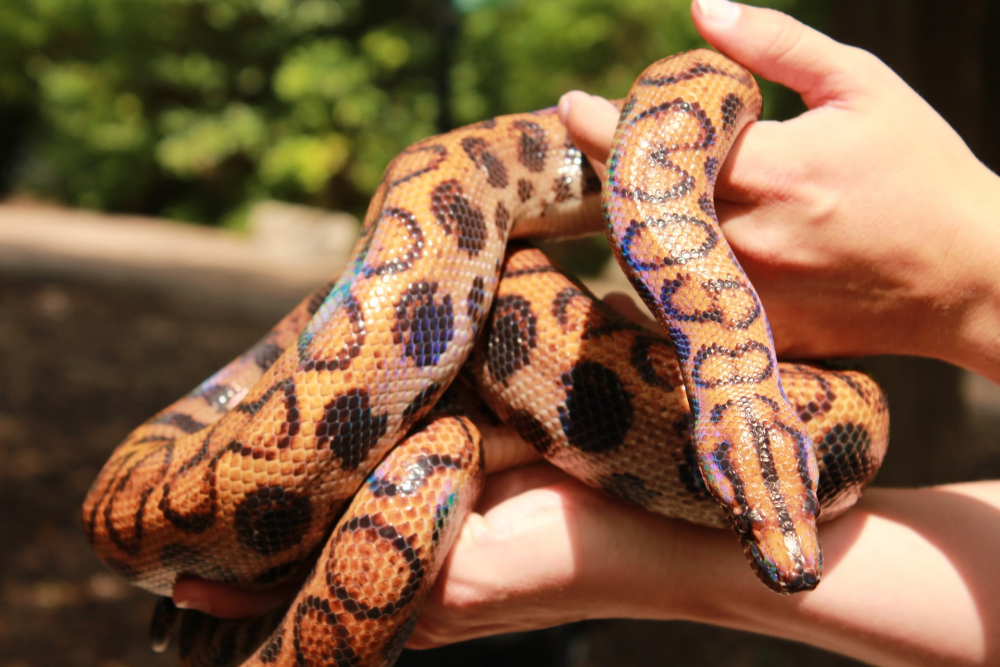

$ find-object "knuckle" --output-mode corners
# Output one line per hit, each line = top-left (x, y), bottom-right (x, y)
(762, 12), (810, 70)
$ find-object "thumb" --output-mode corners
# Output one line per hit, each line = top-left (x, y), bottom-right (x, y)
(691, 0), (867, 108)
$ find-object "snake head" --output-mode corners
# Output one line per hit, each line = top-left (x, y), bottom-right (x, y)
(727, 494), (823, 594)
(696, 410), (824, 594)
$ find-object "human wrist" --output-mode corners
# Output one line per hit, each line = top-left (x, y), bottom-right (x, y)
(928, 168), (1000, 383)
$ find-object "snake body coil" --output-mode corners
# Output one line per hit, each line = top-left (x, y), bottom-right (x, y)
(83, 51), (889, 666)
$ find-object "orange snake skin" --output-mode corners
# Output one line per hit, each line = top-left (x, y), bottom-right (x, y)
(83, 50), (889, 666)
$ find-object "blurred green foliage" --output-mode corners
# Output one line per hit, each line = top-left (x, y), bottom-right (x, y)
(0, 0), (807, 226)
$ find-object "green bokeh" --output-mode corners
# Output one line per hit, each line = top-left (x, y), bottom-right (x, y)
(0, 0), (812, 229)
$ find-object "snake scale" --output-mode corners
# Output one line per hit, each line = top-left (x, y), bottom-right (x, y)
(83, 50), (889, 666)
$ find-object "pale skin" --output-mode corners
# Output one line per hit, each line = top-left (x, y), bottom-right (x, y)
(175, 0), (1000, 664)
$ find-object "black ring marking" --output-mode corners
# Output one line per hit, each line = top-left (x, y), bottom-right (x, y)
(692, 340), (774, 389)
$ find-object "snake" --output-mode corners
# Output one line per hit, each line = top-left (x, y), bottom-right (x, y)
(82, 50), (889, 667)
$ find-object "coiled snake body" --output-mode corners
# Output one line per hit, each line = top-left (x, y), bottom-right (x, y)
(83, 51), (889, 666)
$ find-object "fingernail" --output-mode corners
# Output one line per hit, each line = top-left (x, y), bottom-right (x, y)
(696, 0), (741, 25)
(557, 92), (574, 122)
(173, 594), (208, 613)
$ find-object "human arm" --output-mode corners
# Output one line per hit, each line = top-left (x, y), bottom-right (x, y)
(409, 466), (1000, 667)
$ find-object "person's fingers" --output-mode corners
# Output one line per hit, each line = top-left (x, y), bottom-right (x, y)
(558, 90), (618, 178)
(480, 425), (543, 474)
(173, 575), (296, 619)
(477, 463), (569, 514)
(712, 117), (809, 208)
(691, 0), (867, 108)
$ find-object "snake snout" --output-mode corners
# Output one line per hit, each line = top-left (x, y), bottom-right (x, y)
(732, 508), (823, 594)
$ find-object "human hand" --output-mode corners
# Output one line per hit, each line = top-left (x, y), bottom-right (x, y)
(560, 0), (1000, 383)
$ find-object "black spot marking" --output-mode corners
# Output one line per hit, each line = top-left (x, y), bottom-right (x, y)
(581, 157), (602, 195)
(278, 380), (300, 449)
(721, 93), (744, 133)
(553, 175), (572, 203)
(252, 341), (284, 372)
(816, 422), (872, 505)
(697, 193), (716, 218)
(558, 361), (632, 454)
(150, 412), (207, 435)
(234, 486), (312, 556)
(495, 201), (510, 235)
(382, 613), (419, 666)
(467, 275), (488, 332)
(581, 322), (629, 340)
(401, 383), (442, 424)
(667, 326), (690, 361)
(430, 180), (489, 257)
(704, 156), (719, 181)
(513, 120), (548, 172)
(319, 388), (389, 470)
(552, 286), (584, 327)
(678, 420), (710, 497)
(517, 178), (533, 202)
(306, 280), (336, 316)
(393, 281), (455, 368)
(601, 472), (661, 507)
(461, 136), (508, 188)
(505, 409), (554, 455)
(619, 95), (636, 121)
(485, 294), (537, 385)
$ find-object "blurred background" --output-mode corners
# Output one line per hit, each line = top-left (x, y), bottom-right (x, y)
(1, 0), (999, 665)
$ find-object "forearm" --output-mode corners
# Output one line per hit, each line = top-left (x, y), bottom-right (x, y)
(621, 482), (1000, 666)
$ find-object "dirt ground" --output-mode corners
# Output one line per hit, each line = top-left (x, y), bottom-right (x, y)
(1, 267), (997, 666)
